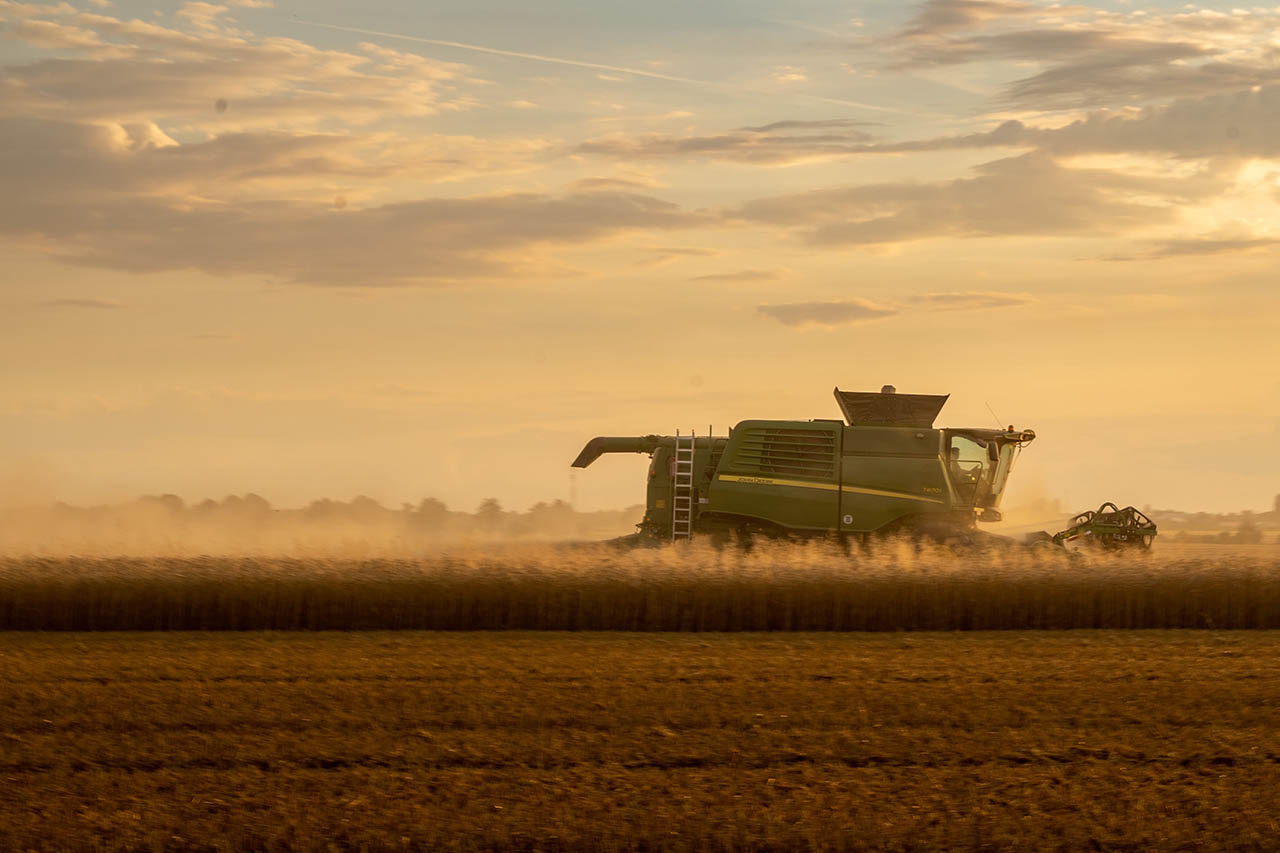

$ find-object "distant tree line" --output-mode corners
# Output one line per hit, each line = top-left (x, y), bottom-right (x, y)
(112, 493), (645, 539)
(1171, 510), (1271, 545)
(0, 494), (645, 554)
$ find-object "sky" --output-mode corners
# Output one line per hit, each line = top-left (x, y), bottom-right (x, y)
(1, 0), (1278, 515)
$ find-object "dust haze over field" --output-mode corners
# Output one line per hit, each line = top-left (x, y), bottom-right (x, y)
(0, 490), (645, 557)
(3, 488), (1277, 633)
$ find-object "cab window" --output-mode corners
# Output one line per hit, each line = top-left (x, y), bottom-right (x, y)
(948, 435), (990, 502)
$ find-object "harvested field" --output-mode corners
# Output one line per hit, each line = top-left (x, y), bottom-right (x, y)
(3, 543), (1280, 631)
(4, 632), (1280, 851)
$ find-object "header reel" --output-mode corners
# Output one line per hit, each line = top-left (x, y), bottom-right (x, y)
(1052, 503), (1158, 550)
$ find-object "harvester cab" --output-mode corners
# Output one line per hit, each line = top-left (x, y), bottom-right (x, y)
(570, 387), (1037, 543)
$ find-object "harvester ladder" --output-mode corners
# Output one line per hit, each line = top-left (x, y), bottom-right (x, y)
(672, 429), (695, 541)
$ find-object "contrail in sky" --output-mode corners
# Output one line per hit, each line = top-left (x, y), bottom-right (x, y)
(295, 19), (918, 116)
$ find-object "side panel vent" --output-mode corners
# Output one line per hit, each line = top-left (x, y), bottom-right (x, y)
(731, 428), (836, 480)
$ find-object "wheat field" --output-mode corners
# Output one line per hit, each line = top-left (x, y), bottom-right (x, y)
(6, 632), (1280, 851)
(3, 542), (1278, 631)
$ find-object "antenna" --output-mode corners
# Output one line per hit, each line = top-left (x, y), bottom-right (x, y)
(984, 401), (1005, 430)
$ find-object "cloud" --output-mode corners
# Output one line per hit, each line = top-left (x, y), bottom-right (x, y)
(633, 246), (718, 268)
(897, 0), (1038, 38)
(758, 299), (899, 327)
(3, 181), (704, 285)
(883, 1), (1280, 110)
(913, 291), (1034, 310)
(1105, 236), (1280, 261)
(0, 6), (716, 287)
(1000, 45), (1277, 111)
(296, 20), (917, 117)
(571, 177), (662, 192)
(869, 85), (1280, 160)
(175, 2), (229, 33)
(771, 65), (807, 83)
(729, 153), (1206, 247)
(4, 17), (110, 49)
(757, 290), (1033, 327)
(576, 120), (878, 165)
(738, 119), (878, 133)
(687, 269), (781, 283)
(1027, 87), (1280, 158)
(0, 7), (472, 131)
(0, 3), (79, 21)
(4, 0), (1271, 286)
(566, 84), (1280, 166)
(9, 104), (1225, 283)
(896, 28), (1205, 74)
(1145, 238), (1279, 258)
(296, 19), (717, 89)
(37, 298), (125, 309)
(0, 118), (553, 210)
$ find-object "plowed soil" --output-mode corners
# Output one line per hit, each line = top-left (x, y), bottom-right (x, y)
(4, 632), (1280, 851)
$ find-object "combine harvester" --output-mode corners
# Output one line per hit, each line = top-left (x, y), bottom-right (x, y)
(571, 386), (1155, 549)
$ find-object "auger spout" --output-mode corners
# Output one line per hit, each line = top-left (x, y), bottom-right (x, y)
(570, 435), (666, 468)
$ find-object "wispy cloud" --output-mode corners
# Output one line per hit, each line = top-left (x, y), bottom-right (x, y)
(576, 120), (878, 165)
(633, 246), (718, 268)
(729, 153), (1203, 247)
(897, 0), (1039, 38)
(1, 13), (472, 132)
(758, 290), (1034, 328)
(573, 82), (1280, 169)
(295, 19), (920, 116)
(758, 299), (899, 327)
(0, 117), (553, 208)
(295, 20), (717, 87)
(913, 291), (1034, 310)
(881, 0), (1280, 110)
(1105, 236), (1280, 261)
(38, 298), (126, 309)
(738, 119), (878, 133)
(688, 269), (781, 283)
(771, 65), (808, 84)
(4, 0), (1276, 289)
(8, 183), (704, 285)
(571, 177), (664, 192)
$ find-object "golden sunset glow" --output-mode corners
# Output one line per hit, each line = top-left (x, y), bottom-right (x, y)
(2, 0), (1277, 515)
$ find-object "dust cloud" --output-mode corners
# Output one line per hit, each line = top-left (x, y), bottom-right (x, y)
(0, 494), (644, 557)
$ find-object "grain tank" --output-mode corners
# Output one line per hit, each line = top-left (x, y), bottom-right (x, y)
(570, 387), (1035, 541)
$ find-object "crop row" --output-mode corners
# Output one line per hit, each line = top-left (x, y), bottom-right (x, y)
(2, 543), (1278, 630)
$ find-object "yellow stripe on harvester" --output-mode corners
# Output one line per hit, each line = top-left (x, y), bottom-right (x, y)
(716, 475), (945, 504)
(843, 485), (945, 505)
(717, 474), (838, 491)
